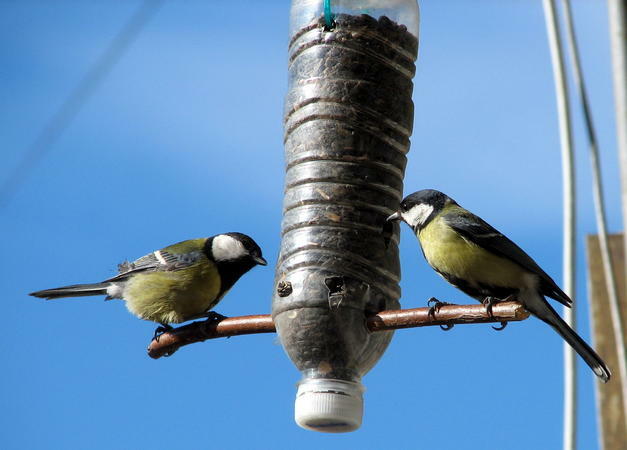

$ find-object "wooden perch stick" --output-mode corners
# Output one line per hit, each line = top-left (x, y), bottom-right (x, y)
(147, 301), (529, 359)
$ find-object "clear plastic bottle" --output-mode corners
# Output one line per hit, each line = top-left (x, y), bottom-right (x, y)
(273, 0), (419, 433)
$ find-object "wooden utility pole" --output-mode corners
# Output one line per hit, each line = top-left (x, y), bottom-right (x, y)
(587, 234), (627, 449)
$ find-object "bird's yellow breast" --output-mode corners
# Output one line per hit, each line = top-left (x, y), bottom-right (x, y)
(123, 259), (221, 324)
(418, 214), (528, 288)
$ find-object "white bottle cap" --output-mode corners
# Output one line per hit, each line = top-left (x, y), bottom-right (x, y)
(294, 378), (365, 433)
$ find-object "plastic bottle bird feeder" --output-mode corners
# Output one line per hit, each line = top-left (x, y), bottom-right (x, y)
(272, 0), (420, 433)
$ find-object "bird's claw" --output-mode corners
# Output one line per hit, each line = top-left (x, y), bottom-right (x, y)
(153, 323), (173, 342)
(427, 297), (453, 319)
(427, 298), (456, 331)
(427, 297), (440, 308)
(482, 297), (511, 331)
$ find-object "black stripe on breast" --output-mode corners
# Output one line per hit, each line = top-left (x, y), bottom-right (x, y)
(214, 260), (256, 298)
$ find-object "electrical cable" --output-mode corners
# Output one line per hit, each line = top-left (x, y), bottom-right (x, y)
(541, 1), (577, 449)
(0, 0), (165, 209)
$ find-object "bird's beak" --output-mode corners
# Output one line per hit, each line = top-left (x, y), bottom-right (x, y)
(386, 212), (401, 222)
(253, 256), (268, 266)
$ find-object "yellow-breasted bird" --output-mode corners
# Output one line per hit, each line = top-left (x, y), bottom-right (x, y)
(30, 233), (267, 336)
(387, 189), (610, 382)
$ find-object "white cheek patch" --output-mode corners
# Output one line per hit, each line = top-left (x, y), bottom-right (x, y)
(212, 235), (248, 261)
(401, 204), (434, 228)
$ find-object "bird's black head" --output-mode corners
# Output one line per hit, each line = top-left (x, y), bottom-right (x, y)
(387, 189), (455, 231)
(205, 232), (267, 267)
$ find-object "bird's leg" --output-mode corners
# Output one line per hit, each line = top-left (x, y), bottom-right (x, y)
(203, 311), (227, 322)
(482, 296), (501, 317)
(199, 311), (230, 339)
(153, 323), (173, 341)
(483, 295), (516, 331)
(427, 297), (456, 331)
(427, 297), (453, 318)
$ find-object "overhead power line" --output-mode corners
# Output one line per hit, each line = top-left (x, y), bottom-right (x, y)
(541, 1), (577, 449)
(0, 0), (165, 209)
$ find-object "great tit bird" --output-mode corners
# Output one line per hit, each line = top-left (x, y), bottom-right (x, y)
(387, 189), (610, 382)
(30, 233), (267, 336)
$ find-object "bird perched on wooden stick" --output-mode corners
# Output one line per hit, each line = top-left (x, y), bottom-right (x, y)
(30, 233), (267, 338)
(387, 189), (610, 382)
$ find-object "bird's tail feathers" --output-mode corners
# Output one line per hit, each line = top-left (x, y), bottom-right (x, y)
(525, 294), (611, 383)
(29, 283), (110, 300)
(541, 280), (573, 307)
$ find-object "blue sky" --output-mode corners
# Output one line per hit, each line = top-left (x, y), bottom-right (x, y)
(1, 1), (622, 449)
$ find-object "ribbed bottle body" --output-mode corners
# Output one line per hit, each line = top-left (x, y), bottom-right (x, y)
(273, 8), (418, 382)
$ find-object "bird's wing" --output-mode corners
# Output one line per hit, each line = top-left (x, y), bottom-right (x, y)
(104, 250), (204, 282)
(443, 211), (572, 307)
